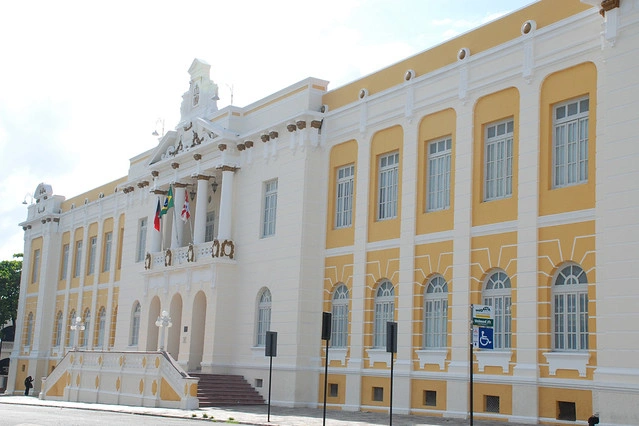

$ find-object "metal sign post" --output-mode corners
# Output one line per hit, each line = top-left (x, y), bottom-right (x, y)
(470, 304), (494, 426)
(321, 312), (332, 426)
(265, 331), (277, 423)
(387, 321), (398, 426)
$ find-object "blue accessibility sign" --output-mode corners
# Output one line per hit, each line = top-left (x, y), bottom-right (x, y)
(477, 327), (494, 350)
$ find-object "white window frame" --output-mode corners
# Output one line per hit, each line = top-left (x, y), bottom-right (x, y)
(102, 232), (112, 273)
(67, 310), (76, 348)
(54, 311), (63, 347)
(377, 152), (399, 220)
(331, 284), (349, 348)
(136, 218), (147, 263)
(553, 97), (589, 188)
(88, 236), (97, 275)
(335, 165), (354, 228)
(424, 276), (448, 349)
(373, 280), (395, 348)
(31, 249), (40, 284)
(483, 271), (512, 349)
(60, 243), (69, 281)
(427, 138), (452, 212)
(82, 308), (91, 348)
(130, 302), (141, 346)
(256, 289), (272, 347)
(553, 264), (588, 351)
(73, 241), (83, 278)
(25, 312), (34, 347)
(97, 307), (106, 349)
(262, 180), (278, 238)
(205, 211), (216, 242)
(484, 119), (514, 201)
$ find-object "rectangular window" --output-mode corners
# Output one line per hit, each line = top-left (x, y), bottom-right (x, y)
(335, 164), (354, 228)
(329, 383), (339, 398)
(331, 300), (348, 348)
(262, 179), (278, 238)
(483, 295), (512, 349)
(553, 97), (589, 188)
(60, 243), (69, 281)
(31, 249), (40, 284)
(557, 401), (576, 421)
(427, 137), (451, 211)
(424, 390), (437, 407)
(102, 232), (112, 273)
(554, 292), (588, 351)
(205, 211), (215, 242)
(88, 236), (97, 275)
(136, 218), (147, 262)
(73, 241), (83, 278)
(378, 152), (399, 220)
(424, 298), (448, 348)
(372, 387), (384, 402)
(485, 395), (500, 413)
(484, 119), (514, 201)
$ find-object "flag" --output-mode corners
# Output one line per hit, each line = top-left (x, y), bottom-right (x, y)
(181, 190), (191, 222)
(154, 197), (161, 231)
(160, 185), (174, 217)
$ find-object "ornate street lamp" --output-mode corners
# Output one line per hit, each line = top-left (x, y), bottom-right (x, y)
(155, 310), (172, 352)
(70, 316), (85, 351)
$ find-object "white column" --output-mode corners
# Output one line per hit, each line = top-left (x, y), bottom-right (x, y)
(447, 100), (473, 416)
(172, 185), (186, 248)
(193, 176), (209, 244)
(395, 120), (419, 415)
(344, 132), (370, 411)
(512, 79), (541, 419)
(216, 167), (236, 240)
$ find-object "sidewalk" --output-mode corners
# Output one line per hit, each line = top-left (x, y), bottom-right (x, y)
(0, 395), (534, 425)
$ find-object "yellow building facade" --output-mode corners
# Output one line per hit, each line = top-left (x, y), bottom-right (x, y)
(11, 1), (639, 424)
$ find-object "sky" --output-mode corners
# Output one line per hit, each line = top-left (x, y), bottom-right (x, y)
(0, 0), (535, 260)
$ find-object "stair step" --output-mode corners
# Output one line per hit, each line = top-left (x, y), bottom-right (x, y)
(189, 373), (266, 407)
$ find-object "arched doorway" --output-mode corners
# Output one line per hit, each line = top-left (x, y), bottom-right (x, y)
(146, 296), (161, 351)
(188, 291), (207, 371)
(167, 294), (183, 360)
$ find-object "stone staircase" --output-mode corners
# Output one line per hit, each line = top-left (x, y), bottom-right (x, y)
(190, 373), (266, 407)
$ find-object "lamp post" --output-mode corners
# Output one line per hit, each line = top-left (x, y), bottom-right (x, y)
(155, 310), (172, 352)
(70, 316), (85, 351)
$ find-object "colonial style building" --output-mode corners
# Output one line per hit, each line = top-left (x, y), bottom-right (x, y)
(9, 0), (639, 424)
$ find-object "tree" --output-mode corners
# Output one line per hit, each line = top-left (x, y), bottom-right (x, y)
(0, 253), (22, 338)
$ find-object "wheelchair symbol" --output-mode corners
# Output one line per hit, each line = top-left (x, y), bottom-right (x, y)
(477, 327), (494, 349)
(479, 331), (491, 346)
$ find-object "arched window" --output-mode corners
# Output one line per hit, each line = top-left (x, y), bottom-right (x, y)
(331, 284), (349, 348)
(25, 312), (34, 347)
(256, 289), (272, 347)
(374, 280), (395, 348)
(483, 271), (512, 349)
(82, 308), (91, 348)
(130, 302), (141, 346)
(53, 311), (63, 347)
(424, 276), (448, 348)
(96, 307), (107, 348)
(67, 310), (76, 347)
(553, 264), (588, 351)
